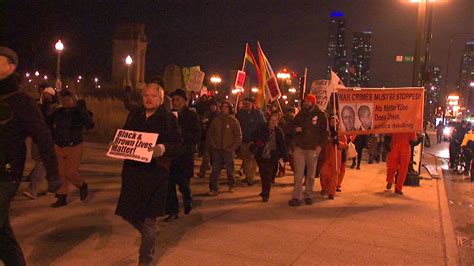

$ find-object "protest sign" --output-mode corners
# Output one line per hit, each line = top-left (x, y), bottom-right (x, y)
(106, 129), (159, 163)
(266, 76), (281, 101)
(186, 69), (205, 92)
(337, 87), (424, 134)
(310, 80), (345, 111)
(234, 70), (246, 90)
(182, 66), (201, 89)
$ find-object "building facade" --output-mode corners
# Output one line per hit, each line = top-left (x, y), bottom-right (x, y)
(327, 11), (348, 85)
(350, 31), (372, 87)
(457, 40), (474, 110)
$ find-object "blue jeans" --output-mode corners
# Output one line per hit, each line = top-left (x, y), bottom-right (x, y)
(0, 180), (26, 266)
(209, 150), (235, 192)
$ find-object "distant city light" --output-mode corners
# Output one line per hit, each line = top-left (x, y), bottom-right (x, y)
(125, 55), (133, 65)
(94, 77), (98, 82)
(251, 87), (258, 93)
(35, 71), (40, 77)
(470, 81), (474, 87)
(288, 88), (297, 93)
(78, 75), (82, 80)
(28, 79), (32, 83)
(282, 95), (288, 100)
(43, 75), (48, 80)
(25, 73), (30, 78)
(55, 40), (64, 52)
(98, 85), (101, 89)
(210, 75), (222, 84)
(331, 11), (344, 17)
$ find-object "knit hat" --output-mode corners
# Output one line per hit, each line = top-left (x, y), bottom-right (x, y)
(0, 46), (18, 65)
(304, 94), (317, 106)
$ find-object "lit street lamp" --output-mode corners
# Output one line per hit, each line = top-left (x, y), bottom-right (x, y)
(125, 55), (133, 89)
(210, 75), (222, 92)
(94, 77), (98, 89)
(55, 40), (64, 90)
(35, 71), (40, 77)
(251, 87), (258, 93)
(43, 75), (48, 80)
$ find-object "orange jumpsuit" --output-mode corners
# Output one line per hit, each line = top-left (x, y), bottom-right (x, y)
(320, 135), (348, 196)
(338, 134), (354, 189)
(386, 132), (417, 192)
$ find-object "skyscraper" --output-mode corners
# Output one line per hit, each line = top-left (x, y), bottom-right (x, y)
(350, 31), (373, 87)
(327, 11), (348, 85)
(425, 65), (442, 122)
(457, 40), (474, 109)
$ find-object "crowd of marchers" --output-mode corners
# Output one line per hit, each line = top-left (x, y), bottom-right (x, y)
(2, 46), (474, 266)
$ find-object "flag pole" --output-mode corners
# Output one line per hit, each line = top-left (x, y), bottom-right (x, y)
(235, 43), (248, 113)
(332, 70), (339, 172)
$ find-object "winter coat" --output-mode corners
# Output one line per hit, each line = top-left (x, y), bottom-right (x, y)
(292, 106), (328, 150)
(170, 106), (201, 179)
(207, 114), (242, 152)
(116, 105), (183, 220)
(51, 100), (94, 147)
(252, 124), (289, 162)
(236, 108), (266, 142)
(0, 73), (59, 185)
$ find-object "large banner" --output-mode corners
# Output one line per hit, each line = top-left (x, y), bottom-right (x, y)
(337, 87), (424, 134)
(107, 129), (159, 163)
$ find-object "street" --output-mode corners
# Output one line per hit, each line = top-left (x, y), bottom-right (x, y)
(5, 138), (472, 265)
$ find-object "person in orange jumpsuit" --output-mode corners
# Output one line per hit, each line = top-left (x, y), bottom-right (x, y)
(337, 134), (354, 192)
(320, 117), (348, 200)
(386, 132), (417, 195)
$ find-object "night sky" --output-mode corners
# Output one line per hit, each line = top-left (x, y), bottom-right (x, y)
(1, 0), (473, 88)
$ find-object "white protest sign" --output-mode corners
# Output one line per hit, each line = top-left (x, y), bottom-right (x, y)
(106, 129), (159, 163)
(311, 80), (331, 111)
(187, 69), (205, 92)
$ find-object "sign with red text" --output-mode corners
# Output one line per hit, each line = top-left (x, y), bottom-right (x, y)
(234, 70), (246, 90)
(107, 129), (159, 163)
(337, 87), (424, 134)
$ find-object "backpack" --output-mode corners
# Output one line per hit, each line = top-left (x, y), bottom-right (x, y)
(0, 91), (20, 179)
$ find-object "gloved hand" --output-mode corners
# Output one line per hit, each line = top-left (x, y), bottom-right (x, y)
(47, 178), (63, 193)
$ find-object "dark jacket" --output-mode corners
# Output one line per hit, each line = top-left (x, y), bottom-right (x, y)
(170, 106), (201, 179)
(116, 105), (183, 220)
(0, 73), (60, 186)
(252, 124), (289, 162)
(292, 106), (328, 150)
(51, 100), (94, 147)
(236, 108), (266, 142)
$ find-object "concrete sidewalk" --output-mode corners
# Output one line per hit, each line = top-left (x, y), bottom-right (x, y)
(9, 142), (459, 265)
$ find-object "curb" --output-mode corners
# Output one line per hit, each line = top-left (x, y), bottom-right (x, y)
(437, 168), (461, 266)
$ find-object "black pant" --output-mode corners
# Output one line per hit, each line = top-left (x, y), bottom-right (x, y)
(352, 147), (364, 167)
(0, 180), (25, 266)
(257, 159), (278, 198)
(124, 217), (157, 265)
(166, 175), (192, 215)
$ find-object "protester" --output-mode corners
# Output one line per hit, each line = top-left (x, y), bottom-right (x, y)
(116, 82), (183, 265)
(350, 134), (368, 170)
(166, 88), (201, 222)
(23, 86), (58, 199)
(449, 121), (470, 169)
(207, 101), (242, 195)
(198, 99), (220, 178)
(252, 111), (288, 202)
(386, 132), (417, 195)
(320, 116), (348, 199)
(279, 107), (296, 173)
(289, 94), (328, 206)
(368, 134), (381, 164)
(461, 126), (473, 177)
(0, 46), (61, 265)
(436, 123), (444, 144)
(50, 90), (94, 207)
(236, 97), (266, 185)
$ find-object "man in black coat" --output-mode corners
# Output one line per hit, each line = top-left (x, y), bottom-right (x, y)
(115, 82), (183, 266)
(0, 46), (61, 265)
(165, 88), (201, 221)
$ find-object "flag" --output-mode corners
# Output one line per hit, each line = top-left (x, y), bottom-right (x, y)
(256, 42), (281, 109)
(330, 70), (342, 86)
(244, 43), (260, 77)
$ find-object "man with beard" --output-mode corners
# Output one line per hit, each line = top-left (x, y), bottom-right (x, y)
(116, 81), (183, 265)
(288, 94), (328, 206)
(165, 88), (201, 222)
(0, 46), (61, 265)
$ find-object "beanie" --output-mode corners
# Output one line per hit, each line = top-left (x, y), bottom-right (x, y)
(304, 94), (317, 106)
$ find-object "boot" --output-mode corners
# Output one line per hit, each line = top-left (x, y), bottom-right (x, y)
(51, 195), (67, 208)
(79, 182), (88, 201)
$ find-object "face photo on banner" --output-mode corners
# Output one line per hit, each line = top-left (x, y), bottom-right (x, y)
(340, 104), (356, 132)
(357, 103), (374, 130)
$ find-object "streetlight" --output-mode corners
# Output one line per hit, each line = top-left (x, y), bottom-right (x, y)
(210, 75), (222, 91)
(470, 81), (474, 87)
(251, 87), (258, 93)
(277, 68), (291, 94)
(94, 77), (98, 89)
(125, 55), (133, 88)
(55, 40), (64, 90)
(35, 71), (40, 77)
(25, 73), (30, 78)
(43, 75), (48, 80)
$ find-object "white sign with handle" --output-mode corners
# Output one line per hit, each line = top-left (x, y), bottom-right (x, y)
(106, 129), (159, 163)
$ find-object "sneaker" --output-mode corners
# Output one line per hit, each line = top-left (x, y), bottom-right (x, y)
(350, 164), (356, 169)
(228, 187), (235, 193)
(288, 199), (302, 206)
(394, 190), (404, 195)
(328, 195), (335, 200)
(386, 183), (392, 190)
(262, 197), (269, 202)
(356, 166), (361, 170)
(22, 191), (37, 200)
(207, 191), (219, 197)
(79, 182), (88, 202)
(304, 198), (314, 205)
(336, 187), (342, 192)
(51, 195), (67, 208)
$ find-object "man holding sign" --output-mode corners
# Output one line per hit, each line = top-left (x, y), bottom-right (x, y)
(115, 80), (183, 266)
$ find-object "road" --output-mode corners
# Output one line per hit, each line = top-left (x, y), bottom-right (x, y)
(425, 132), (474, 265)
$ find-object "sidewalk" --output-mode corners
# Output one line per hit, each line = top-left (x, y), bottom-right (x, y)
(10, 142), (458, 265)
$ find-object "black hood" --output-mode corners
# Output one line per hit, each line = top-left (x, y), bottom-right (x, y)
(0, 73), (20, 96)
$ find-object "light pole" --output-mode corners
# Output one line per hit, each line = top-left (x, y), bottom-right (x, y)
(125, 55), (133, 89)
(277, 68), (291, 94)
(94, 77), (98, 89)
(55, 40), (64, 91)
(210, 75), (222, 93)
(411, 0), (427, 87)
